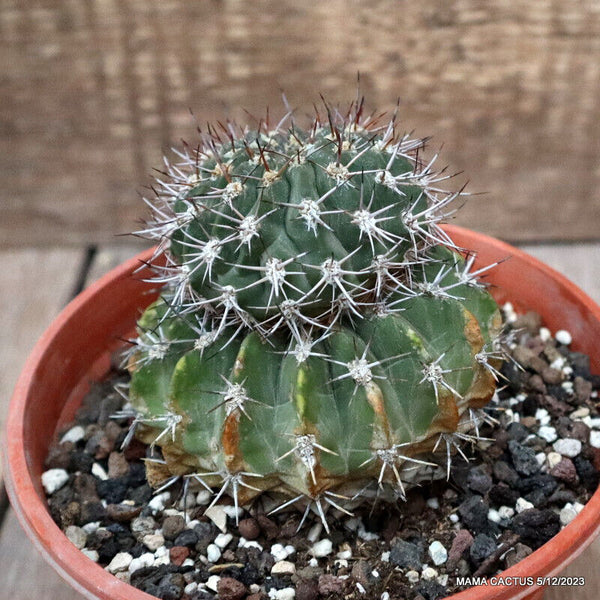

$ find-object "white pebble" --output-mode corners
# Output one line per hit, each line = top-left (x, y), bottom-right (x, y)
(308, 558), (318, 567)
(550, 357), (566, 370)
(182, 558), (194, 567)
(437, 574), (449, 586)
(562, 381), (574, 392)
(426, 497), (440, 510)
(381, 593), (390, 600)
(553, 438), (582, 458)
(82, 521), (100, 534)
(129, 553), (155, 573)
(487, 509), (501, 524)
(106, 552), (132, 574)
(196, 490), (212, 505)
(41, 469), (69, 494)
(516, 498), (534, 513)
(269, 588), (296, 600)
(555, 330), (572, 345)
(154, 545), (169, 558)
(214, 532), (233, 549)
(535, 408), (551, 426)
(206, 575), (221, 592)
(357, 521), (380, 541)
(238, 537), (263, 551)
(422, 567), (438, 581)
(306, 522), (323, 543)
(428, 541), (447, 565)
(372, 569), (380, 578)
(546, 452), (563, 469)
(356, 582), (366, 594)
(539, 327), (551, 341)
(204, 505), (228, 533)
(222, 505), (244, 520)
(270, 543), (293, 561)
(406, 570), (420, 584)
(206, 544), (221, 563)
(142, 533), (165, 551)
(535, 452), (547, 466)
(184, 582), (198, 595)
(498, 506), (515, 519)
(571, 407), (590, 419)
(81, 548), (99, 562)
(503, 302), (517, 323)
(177, 492), (196, 511)
(60, 425), (86, 444)
(449, 513), (459, 524)
(537, 426), (557, 443)
(65, 525), (87, 549)
(562, 366), (573, 377)
(381, 551), (390, 562)
(590, 431), (600, 449)
(337, 546), (352, 560)
(148, 491), (171, 513)
(91, 463), (108, 481)
(587, 417), (600, 429)
(310, 538), (333, 557)
(271, 560), (296, 575)
(560, 504), (578, 526)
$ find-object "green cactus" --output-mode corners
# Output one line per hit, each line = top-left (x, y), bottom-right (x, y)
(124, 100), (504, 525)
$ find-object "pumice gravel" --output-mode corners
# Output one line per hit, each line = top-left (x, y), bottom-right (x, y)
(43, 307), (600, 600)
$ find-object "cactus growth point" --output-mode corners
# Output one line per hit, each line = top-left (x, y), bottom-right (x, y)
(123, 99), (506, 526)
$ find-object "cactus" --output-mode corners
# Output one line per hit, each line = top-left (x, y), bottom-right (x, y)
(124, 99), (505, 526)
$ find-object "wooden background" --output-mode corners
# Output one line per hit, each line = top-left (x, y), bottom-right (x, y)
(2, 0), (600, 247)
(1, 1), (600, 598)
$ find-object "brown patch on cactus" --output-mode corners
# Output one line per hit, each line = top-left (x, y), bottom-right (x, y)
(222, 411), (246, 473)
(429, 389), (460, 433)
(365, 381), (394, 449)
(463, 307), (485, 354)
(466, 365), (497, 408)
(145, 458), (173, 488)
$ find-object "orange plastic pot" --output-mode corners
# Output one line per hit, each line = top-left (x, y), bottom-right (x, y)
(4, 225), (600, 600)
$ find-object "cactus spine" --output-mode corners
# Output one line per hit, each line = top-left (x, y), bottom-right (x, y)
(124, 99), (504, 525)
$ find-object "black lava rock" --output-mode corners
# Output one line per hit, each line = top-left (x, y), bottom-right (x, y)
(469, 534), (497, 566)
(96, 477), (129, 504)
(458, 496), (496, 535)
(174, 529), (198, 548)
(506, 422), (529, 443)
(573, 457), (600, 492)
(467, 466), (493, 495)
(511, 509), (561, 549)
(508, 440), (540, 476)
(389, 539), (423, 569)
(415, 580), (447, 600)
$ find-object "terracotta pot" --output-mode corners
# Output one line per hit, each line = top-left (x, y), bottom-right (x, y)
(4, 225), (600, 600)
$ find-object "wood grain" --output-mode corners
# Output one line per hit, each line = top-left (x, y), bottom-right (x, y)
(0, 248), (83, 485)
(2, 0), (600, 247)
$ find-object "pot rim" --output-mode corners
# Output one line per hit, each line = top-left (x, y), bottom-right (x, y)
(3, 225), (600, 600)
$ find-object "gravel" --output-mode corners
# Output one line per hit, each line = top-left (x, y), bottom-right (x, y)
(42, 312), (600, 600)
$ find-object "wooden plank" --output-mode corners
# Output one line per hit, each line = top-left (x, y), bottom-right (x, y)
(2, 1), (600, 246)
(0, 247), (85, 599)
(84, 244), (144, 288)
(0, 248), (83, 486)
(0, 509), (83, 600)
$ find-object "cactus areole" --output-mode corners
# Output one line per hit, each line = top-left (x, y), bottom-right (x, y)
(126, 100), (505, 526)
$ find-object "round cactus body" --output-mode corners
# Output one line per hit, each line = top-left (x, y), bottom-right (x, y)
(126, 101), (505, 518)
